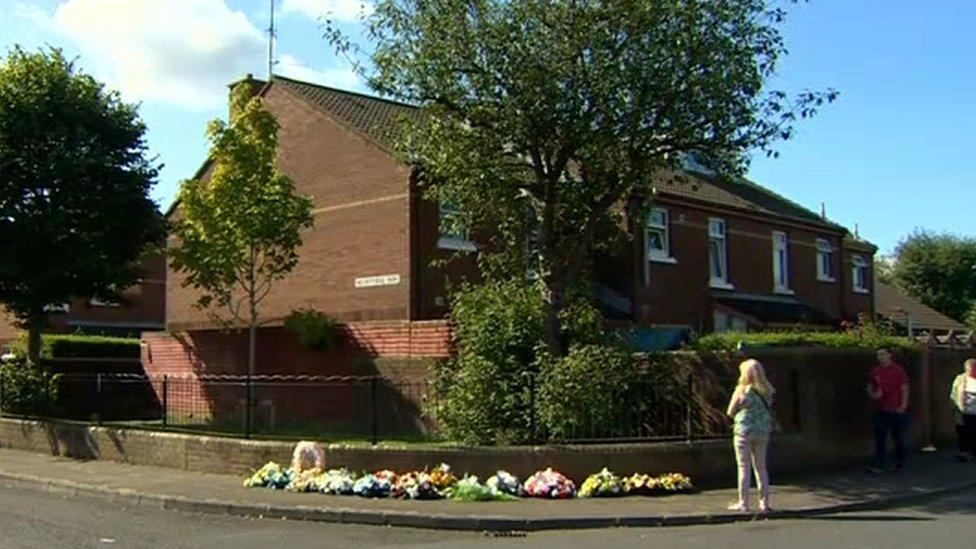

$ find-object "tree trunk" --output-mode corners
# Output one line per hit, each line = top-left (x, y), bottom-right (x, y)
(540, 275), (566, 358)
(27, 317), (43, 365)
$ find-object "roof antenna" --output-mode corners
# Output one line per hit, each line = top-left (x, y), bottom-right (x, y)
(820, 201), (826, 220)
(267, 0), (276, 80)
(854, 223), (860, 239)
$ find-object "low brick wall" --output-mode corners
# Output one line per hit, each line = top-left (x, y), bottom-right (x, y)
(0, 417), (869, 487)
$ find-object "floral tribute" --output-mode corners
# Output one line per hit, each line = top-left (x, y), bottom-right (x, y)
(624, 473), (661, 495)
(657, 472), (694, 493)
(393, 471), (443, 500)
(287, 468), (325, 493)
(485, 470), (525, 498)
(319, 468), (357, 495)
(428, 463), (457, 492)
(448, 475), (519, 502)
(524, 468), (577, 499)
(353, 470), (397, 498)
(242, 461), (294, 489)
(579, 468), (625, 498)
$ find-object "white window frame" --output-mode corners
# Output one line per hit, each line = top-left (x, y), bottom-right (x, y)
(772, 231), (793, 295)
(852, 254), (870, 294)
(816, 238), (836, 282)
(708, 218), (733, 289)
(646, 207), (676, 264)
(437, 202), (476, 252)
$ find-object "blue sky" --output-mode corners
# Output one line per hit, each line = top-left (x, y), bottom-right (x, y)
(1, 1), (973, 253)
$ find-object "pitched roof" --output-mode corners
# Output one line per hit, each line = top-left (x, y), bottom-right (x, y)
(875, 281), (967, 333)
(273, 75), (848, 232)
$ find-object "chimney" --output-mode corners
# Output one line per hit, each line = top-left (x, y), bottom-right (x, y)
(820, 201), (827, 220)
(227, 73), (267, 120)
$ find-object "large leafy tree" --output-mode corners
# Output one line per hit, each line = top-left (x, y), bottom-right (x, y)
(889, 230), (976, 323)
(170, 84), (314, 380)
(0, 47), (164, 362)
(332, 0), (835, 355)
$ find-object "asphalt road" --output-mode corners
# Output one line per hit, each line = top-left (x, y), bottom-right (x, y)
(0, 482), (973, 549)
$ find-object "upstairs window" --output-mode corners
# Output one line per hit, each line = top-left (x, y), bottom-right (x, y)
(852, 255), (870, 294)
(646, 207), (674, 263)
(437, 202), (476, 252)
(772, 231), (792, 293)
(816, 239), (836, 282)
(708, 218), (731, 288)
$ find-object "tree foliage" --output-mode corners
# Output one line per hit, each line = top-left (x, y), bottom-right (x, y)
(331, 0), (836, 355)
(170, 84), (314, 374)
(889, 230), (976, 323)
(0, 46), (164, 362)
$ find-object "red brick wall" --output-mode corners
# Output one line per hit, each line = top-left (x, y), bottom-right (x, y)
(166, 84), (413, 330)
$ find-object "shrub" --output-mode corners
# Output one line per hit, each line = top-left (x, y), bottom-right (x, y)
(0, 357), (56, 415)
(12, 334), (141, 359)
(431, 280), (605, 445)
(691, 318), (916, 353)
(284, 308), (341, 350)
(536, 343), (640, 440)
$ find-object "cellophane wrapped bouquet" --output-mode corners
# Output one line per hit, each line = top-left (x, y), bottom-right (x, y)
(428, 463), (457, 492)
(287, 467), (326, 493)
(624, 473), (661, 496)
(448, 476), (519, 502)
(486, 471), (525, 498)
(353, 470), (397, 498)
(524, 468), (576, 499)
(657, 472), (694, 493)
(319, 468), (356, 495)
(243, 461), (295, 489)
(393, 471), (443, 500)
(579, 468), (625, 498)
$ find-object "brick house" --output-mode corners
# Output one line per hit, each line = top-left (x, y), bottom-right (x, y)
(151, 74), (875, 378)
(0, 254), (166, 346)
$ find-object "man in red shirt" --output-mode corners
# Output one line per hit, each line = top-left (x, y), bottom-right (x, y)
(866, 347), (910, 473)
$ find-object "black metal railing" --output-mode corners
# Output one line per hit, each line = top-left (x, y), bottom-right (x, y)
(0, 370), (751, 444)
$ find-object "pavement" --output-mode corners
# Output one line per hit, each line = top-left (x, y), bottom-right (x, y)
(0, 447), (973, 532)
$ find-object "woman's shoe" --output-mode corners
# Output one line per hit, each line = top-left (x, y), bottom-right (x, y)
(759, 501), (773, 513)
(727, 502), (750, 512)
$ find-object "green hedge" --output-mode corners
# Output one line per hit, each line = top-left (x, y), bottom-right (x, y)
(690, 331), (917, 352)
(13, 334), (141, 359)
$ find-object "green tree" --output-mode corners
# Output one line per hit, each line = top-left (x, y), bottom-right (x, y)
(170, 84), (314, 382)
(890, 230), (976, 322)
(0, 46), (164, 363)
(332, 0), (835, 355)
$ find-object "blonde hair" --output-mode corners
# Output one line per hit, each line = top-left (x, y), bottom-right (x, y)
(965, 358), (976, 371)
(736, 359), (775, 398)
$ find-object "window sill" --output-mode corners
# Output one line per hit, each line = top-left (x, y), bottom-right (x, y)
(774, 287), (795, 296)
(710, 280), (735, 291)
(648, 255), (678, 265)
(438, 237), (477, 252)
(853, 288), (871, 295)
(817, 276), (836, 283)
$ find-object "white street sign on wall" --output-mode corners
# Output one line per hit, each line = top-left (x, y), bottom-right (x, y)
(354, 274), (401, 288)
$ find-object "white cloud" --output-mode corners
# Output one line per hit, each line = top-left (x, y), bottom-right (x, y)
(276, 54), (360, 90)
(281, 0), (372, 22)
(23, 0), (267, 110)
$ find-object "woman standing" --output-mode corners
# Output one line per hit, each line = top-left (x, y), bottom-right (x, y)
(950, 358), (976, 462)
(726, 359), (775, 513)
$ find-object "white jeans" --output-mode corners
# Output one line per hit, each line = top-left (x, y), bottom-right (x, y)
(733, 433), (770, 506)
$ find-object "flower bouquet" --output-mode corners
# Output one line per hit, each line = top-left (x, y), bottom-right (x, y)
(657, 472), (694, 493)
(353, 470), (397, 498)
(486, 470), (525, 498)
(287, 467), (325, 493)
(428, 463), (457, 492)
(579, 468), (625, 498)
(319, 468), (356, 495)
(393, 471), (444, 500)
(448, 475), (519, 502)
(624, 473), (661, 496)
(524, 468), (576, 499)
(243, 461), (295, 489)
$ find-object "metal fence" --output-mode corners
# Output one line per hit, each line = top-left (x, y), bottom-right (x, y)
(0, 371), (741, 444)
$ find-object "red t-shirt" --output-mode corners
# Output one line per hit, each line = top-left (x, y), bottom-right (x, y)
(870, 363), (909, 412)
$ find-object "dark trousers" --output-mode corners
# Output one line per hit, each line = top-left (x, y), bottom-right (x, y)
(873, 411), (908, 467)
(958, 414), (976, 455)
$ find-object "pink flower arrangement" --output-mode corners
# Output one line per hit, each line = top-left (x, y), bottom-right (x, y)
(524, 468), (576, 499)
